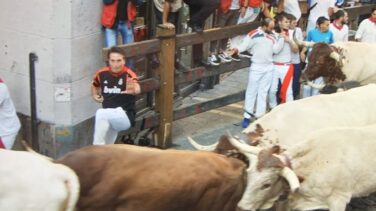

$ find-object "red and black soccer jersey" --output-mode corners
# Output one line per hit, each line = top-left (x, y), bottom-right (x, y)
(92, 66), (138, 124)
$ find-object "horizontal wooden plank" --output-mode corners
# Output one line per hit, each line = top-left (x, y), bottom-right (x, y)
(173, 90), (246, 121)
(345, 4), (375, 19)
(102, 39), (160, 61)
(139, 78), (160, 94)
(174, 58), (250, 85)
(176, 22), (259, 48)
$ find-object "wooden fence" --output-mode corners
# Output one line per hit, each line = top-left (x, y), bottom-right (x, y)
(102, 4), (375, 148)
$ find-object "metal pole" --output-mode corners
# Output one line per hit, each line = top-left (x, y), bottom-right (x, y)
(29, 52), (39, 151)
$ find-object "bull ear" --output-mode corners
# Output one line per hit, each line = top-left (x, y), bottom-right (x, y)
(187, 137), (218, 151)
(280, 167), (300, 193)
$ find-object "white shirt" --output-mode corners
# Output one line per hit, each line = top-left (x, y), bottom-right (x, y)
(273, 29), (294, 63)
(291, 27), (303, 64)
(0, 83), (21, 136)
(284, 0), (301, 21)
(230, 0), (240, 10)
(330, 22), (349, 42)
(235, 28), (284, 64)
(355, 19), (376, 43)
(153, 0), (182, 13)
(308, 0), (336, 22)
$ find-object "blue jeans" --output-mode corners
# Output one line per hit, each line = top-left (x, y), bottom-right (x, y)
(105, 20), (135, 68)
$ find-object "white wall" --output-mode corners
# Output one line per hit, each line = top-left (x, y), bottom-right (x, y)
(0, 0), (104, 125)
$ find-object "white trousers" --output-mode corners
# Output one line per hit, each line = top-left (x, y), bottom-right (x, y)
(269, 64), (294, 109)
(93, 107), (131, 145)
(0, 133), (18, 149)
(244, 63), (273, 119)
(302, 77), (323, 98)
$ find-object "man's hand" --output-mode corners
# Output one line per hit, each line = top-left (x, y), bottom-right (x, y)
(300, 52), (306, 62)
(121, 81), (141, 95)
(93, 94), (104, 103)
(161, 22), (175, 29)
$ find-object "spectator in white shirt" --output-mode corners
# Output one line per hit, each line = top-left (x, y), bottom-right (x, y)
(307, 0), (336, 32)
(330, 9), (349, 42)
(355, 7), (376, 43)
(278, 0), (302, 21)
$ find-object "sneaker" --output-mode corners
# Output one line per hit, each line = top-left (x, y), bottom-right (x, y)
(239, 51), (253, 59)
(231, 53), (241, 62)
(241, 118), (251, 128)
(208, 54), (220, 66)
(218, 52), (232, 63)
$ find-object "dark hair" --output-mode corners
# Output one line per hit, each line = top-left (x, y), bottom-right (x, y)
(372, 7), (376, 13)
(107, 46), (126, 59)
(333, 10), (346, 20)
(316, 16), (329, 25)
(285, 13), (297, 21)
(274, 12), (288, 33)
(261, 17), (274, 27)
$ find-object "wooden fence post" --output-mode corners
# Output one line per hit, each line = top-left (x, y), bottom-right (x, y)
(154, 25), (176, 148)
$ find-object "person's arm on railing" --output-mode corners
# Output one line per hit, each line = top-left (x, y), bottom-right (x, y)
(162, 0), (175, 29)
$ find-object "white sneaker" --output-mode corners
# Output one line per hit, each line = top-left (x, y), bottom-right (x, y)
(218, 52), (232, 63)
(238, 51), (252, 58)
(209, 54), (220, 66)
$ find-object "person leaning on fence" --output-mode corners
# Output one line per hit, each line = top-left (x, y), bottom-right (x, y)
(208, 0), (248, 66)
(153, 0), (183, 30)
(229, 18), (284, 128)
(0, 78), (21, 149)
(330, 9), (349, 42)
(91, 47), (141, 145)
(355, 7), (376, 43)
(182, 0), (220, 32)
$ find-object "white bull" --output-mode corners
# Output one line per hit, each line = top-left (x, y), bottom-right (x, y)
(241, 84), (376, 149)
(0, 149), (79, 211)
(300, 41), (376, 89)
(228, 124), (376, 211)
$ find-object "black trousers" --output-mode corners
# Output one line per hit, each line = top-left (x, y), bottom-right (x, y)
(183, 0), (220, 27)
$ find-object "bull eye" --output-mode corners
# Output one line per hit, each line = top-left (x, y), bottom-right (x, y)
(261, 183), (271, 190)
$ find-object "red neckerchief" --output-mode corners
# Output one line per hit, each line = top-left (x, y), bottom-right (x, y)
(283, 29), (289, 36)
(0, 78), (3, 83)
(332, 21), (344, 30)
(369, 17), (376, 24)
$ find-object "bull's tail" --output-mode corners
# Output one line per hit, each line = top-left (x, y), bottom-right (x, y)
(21, 140), (53, 161)
(57, 164), (80, 211)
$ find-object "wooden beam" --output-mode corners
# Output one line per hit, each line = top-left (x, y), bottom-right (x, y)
(345, 4), (375, 19)
(173, 90), (246, 121)
(139, 78), (160, 94)
(174, 59), (250, 85)
(102, 39), (160, 61)
(154, 26), (176, 148)
(176, 22), (259, 48)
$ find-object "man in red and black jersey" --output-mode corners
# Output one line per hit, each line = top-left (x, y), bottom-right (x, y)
(91, 47), (141, 145)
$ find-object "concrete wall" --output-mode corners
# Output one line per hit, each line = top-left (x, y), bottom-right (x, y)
(0, 0), (105, 156)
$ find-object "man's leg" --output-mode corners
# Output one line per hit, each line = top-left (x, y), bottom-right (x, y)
(119, 21), (135, 68)
(0, 133), (17, 150)
(292, 63), (302, 99)
(255, 65), (273, 117)
(104, 27), (118, 48)
(268, 65), (281, 109)
(188, 0), (219, 27)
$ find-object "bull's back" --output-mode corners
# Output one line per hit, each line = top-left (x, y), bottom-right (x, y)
(242, 84), (376, 149)
(335, 42), (376, 83)
(57, 145), (246, 211)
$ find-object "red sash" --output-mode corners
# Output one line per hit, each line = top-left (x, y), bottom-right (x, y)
(0, 137), (5, 149)
(279, 64), (294, 103)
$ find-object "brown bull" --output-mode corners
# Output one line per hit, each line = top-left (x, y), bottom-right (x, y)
(57, 144), (247, 211)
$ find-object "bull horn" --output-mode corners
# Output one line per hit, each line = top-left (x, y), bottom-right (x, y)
(306, 81), (325, 90)
(329, 51), (340, 62)
(280, 167), (300, 192)
(226, 134), (262, 155)
(294, 38), (315, 48)
(187, 136), (218, 151)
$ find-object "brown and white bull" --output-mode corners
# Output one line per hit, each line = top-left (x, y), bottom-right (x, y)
(301, 41), (376, 89)
(0, 149), (79, 211)
(227, 124), (376, 211)
(57, 144), (247, 211)
(191, 84), (376, 150)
